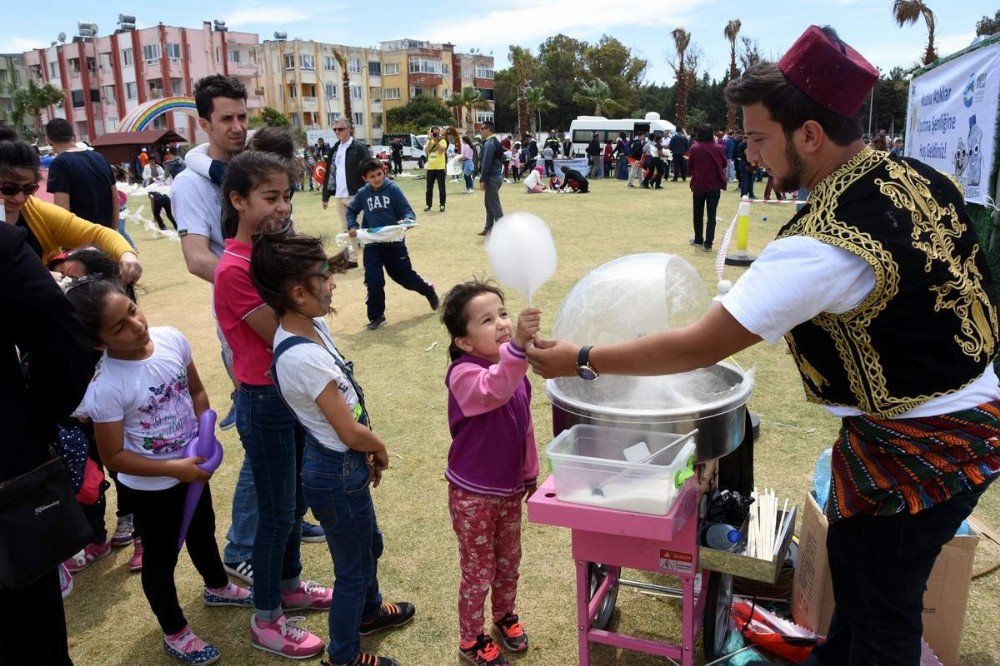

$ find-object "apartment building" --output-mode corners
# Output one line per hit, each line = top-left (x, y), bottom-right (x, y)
(0, 54), (27, 126)
(22, 21), (262, 143)
(256, 39), (384, 144)
(379, 39), (494, 133)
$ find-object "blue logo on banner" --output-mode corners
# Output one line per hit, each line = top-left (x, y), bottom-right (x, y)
(963, 75), (976, 108)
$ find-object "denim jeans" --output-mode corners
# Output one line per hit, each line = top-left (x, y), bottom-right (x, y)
(301, 441), (383, 663)
(805, 480), (992, 665)
(223, 455), (258, 563)
(235, 384), (306, 618)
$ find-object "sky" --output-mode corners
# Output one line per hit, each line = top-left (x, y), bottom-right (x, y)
(3, 1), (996, 85)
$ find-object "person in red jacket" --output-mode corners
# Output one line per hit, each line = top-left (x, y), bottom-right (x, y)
(686, 124), (727, 251)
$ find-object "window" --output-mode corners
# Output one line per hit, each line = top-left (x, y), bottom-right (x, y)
(288, 84), (297, 99)
(383, 62), (399, 75)
(368, 61), (381, 76)
(122, 48), (133, 67)
(71, 90), (84, 108)
(475, 66), (494, 79)
(442, 88), (450, 100)
(284, 54), (295, 70)
(99, 52), (112, 69)
(215, 48), (220, 64)
(384, 87), (400, 100)
(125, 82), (137, 100)
(476, 110), (494, 123)
(86, 58), (96, 74)
(324, 56), (336, 71)
(326, 111), (341, 126)
(171, 79), (182, 95)
(89, 89), (100, 103)
(101, 85), (115, 103)
(0, 71), (7, 87)
(142, 44), (161, 64)
(349, 58), (361, 74)
(410, 85), (424, 98)
(152, 115), (167, 130)
(13, 69), (20, 86)
(299, 54), (314, 71)
(477, 88), (494, 101)
(353, 112), (364, 127)
(350, 85), (362, 100)
(229, 48), (242, 64)
(166, 43), (182, 59)
(442, 63), (450, 74)
(68, 58), (80, 75)
(372, 115), (382, 129)
(408, 58), (441, 74)
(49, 62), (58, 78)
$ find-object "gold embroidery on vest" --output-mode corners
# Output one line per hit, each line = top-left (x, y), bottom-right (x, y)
(777, 148), (996, 416)
(876, 160), (998, 363)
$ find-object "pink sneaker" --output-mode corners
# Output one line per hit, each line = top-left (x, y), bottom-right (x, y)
(64, 542), (111, 573)
(58, 563), (73, 598)
(128, 538), (144, 572)
(281, 580), (332, 611)
(249, 614), (324, 659)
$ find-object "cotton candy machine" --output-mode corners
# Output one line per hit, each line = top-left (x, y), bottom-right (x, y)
(527, 253), (778, 665)
(546, 253), (753, 462)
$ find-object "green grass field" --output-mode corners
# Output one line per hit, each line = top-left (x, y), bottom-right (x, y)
(63, 171), (1000, 665)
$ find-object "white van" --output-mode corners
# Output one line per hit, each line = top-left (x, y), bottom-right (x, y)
(369, 133), (427, 168)
(568, 113), (676, 157)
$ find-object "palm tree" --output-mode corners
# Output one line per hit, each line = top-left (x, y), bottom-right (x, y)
(573, 78), (625, 117)
(332, 48), (352, 123)
(508, 46), (536, 139)
(669, 28), (693, 130)
(447, 87), (490, 135)
(524, 86), (555, 136)
(892, 0), (937, 65)
(12, 80), (64, 138)
(724, 19), (742, 131)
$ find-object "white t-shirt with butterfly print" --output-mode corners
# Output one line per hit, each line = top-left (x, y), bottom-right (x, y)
(79, 327), (198, 491)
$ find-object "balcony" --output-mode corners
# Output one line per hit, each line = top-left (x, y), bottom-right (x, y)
(299, 96), (318, 112)
(370, 100), (382, 113)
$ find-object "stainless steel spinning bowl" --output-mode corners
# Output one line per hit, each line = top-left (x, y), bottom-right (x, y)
(547, 362), (752, 463)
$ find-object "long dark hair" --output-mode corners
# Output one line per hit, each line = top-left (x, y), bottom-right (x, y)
(250, 221), (348, 317)
(439, 279), (506, 361)
(221, 150), (298, 239)
(64, 278), (129, 346)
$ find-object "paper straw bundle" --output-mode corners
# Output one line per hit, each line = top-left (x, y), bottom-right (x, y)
(747, 487), (793, 560)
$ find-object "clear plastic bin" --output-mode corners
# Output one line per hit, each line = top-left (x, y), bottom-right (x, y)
(545, 424), (697, 515)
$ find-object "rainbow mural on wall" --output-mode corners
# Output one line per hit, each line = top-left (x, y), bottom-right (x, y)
(114, 96), (197, 132)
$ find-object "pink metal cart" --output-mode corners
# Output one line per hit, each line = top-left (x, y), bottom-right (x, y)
(527, 462), (734, 666)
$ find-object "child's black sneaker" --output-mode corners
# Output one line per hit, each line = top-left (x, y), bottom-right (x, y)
(320, 653), (398, 666)
(494, 612), (528, 652)
(358, 601), (416, 636)
(459, 634), (509, 666)
(366, 316), (386, 331)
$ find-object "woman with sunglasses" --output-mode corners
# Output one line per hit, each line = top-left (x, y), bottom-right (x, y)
(0, 126), (141, 284)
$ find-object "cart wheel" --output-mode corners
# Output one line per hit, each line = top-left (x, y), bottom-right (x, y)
(587, 563), (619, 631)
(702, 571), (734, 661)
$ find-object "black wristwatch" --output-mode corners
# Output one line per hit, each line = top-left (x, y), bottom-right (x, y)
(576, 346), (599, 381)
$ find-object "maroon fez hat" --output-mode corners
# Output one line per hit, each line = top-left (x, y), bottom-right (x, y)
(778, 25), (878, 117)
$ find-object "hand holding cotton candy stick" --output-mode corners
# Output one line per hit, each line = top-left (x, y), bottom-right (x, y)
(485, 212), (558, 308)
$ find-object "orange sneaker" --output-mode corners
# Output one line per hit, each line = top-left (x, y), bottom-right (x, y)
(493, 612), (528, 652)
(459, 634), (509, 666)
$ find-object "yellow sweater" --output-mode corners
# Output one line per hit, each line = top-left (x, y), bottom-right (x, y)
(19, 196), (134, 263)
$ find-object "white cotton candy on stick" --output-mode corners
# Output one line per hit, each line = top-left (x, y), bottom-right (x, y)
(485, 212), (558, 306)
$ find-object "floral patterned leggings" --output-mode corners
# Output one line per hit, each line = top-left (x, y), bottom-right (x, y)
(448, 484), (524, 643)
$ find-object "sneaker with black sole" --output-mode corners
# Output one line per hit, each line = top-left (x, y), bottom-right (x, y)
(423, 206), (431, 212)
(689, 238), (703, 247)
(703, 243), (713, 253)
(427, 288), (439, 311)
(321, 654), (398, 666)
(224, 559), (254, 585)
(439, 205), (445, 212)
(494, 612), (528, 652)
(301, 521), (325, 543)
(366, 316), (386, 331)
(359, 602), (416, 636)
(459, 634), (509, 666)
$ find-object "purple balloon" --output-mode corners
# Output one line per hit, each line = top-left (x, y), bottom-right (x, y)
(177, 410), (224, 550)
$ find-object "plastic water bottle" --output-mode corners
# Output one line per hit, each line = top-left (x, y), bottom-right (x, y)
(703, 522), (741, 551)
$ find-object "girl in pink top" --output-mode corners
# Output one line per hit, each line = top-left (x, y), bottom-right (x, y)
(439, 280), (541, 666)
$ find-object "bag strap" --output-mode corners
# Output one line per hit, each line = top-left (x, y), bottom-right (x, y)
(271, 329), (372, 429)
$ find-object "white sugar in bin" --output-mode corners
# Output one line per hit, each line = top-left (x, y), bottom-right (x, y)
(545, 424), (697, 515)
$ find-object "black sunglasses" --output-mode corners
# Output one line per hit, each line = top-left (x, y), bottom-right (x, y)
(0, 182), (40, 197)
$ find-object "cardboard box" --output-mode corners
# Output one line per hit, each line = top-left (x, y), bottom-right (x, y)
(791, 491), (980, 666)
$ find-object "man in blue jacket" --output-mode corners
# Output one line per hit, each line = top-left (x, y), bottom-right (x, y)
(478, 122), (505, 236)
(347, 157), (439, 330)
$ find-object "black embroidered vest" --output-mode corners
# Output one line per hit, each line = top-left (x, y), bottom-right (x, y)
(777, 147), (998, 417)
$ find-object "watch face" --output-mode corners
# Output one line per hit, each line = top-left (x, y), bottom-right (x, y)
(577, 366), (598, 381)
